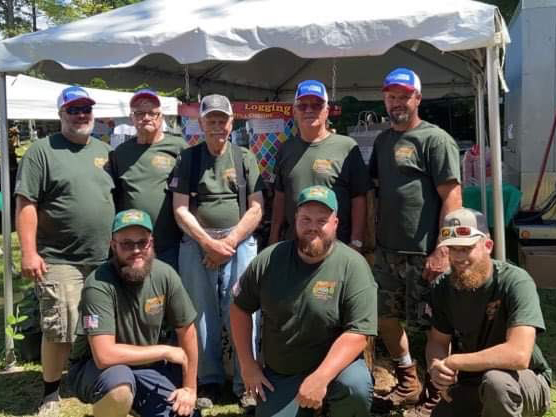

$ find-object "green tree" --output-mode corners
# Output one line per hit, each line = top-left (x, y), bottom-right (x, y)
(483, 0), (520, 22)
(38, 0), (142, 25)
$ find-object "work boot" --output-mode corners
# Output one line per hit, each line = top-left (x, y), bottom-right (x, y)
(372, 361), (422, 413)
(404, 374), (441, 417)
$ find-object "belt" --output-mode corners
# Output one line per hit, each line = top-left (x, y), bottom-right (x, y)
(205, 227), (234, 239)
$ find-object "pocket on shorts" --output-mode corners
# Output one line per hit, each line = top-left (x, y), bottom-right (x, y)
(36, 281), (64, 340)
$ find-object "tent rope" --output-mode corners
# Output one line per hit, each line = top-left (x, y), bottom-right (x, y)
(331, 59), (337, 102)
(184, 64), (190, 101)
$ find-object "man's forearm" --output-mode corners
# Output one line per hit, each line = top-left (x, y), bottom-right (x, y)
(16, 196), (39, 256)
(311, 332), (367, 385)
(91, 341), (173, 369)
(174, 203), (212, 247)
(446, 342), (532, 372)
(228, 195), (263, 247)
(350, 194), (366, 242)
(230, 304), (256, 367)
(177, 324), (198, 390)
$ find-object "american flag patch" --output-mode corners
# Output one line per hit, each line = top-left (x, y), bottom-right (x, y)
(169, 176), (178, 188)
(83, 314), (99, 329)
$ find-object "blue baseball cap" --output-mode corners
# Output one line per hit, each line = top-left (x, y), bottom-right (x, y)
(382, 68), (422, 93)
(57, 86), (96, 109)
(294, 80), (328, 102)
(130, 89), (161, 107)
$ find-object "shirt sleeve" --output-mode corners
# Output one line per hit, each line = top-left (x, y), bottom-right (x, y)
(428, 134), (461, 187)
(233, 254), (262, 313)
(77, 285), (117, 336)
(243, 149), (265, 195)
(340, 255), (378, 336)
(506, 273), (546, 332)
(168, 147), (192, 194)
(430, 278), (454, 335)
(14, 145), (44, 203)
(165, 270), (198, 328)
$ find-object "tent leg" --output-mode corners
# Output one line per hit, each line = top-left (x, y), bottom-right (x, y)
(0, 73), (15, 368)
(486, 48), (506, 261)
(476, 75), (488, 214)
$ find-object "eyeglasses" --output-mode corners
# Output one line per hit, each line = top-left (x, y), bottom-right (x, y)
(114, 238), (152, 251)
(294, 102), (326, 112)
(440, 226), (485, 239)
(64, 106), (93, 115)
(132, 110), (162, 119)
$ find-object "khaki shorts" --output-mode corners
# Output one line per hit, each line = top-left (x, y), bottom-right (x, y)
(35, 264), (96, 343)
(372, 247), (432, 332)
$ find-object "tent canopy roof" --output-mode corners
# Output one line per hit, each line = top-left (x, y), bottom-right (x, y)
(6, 74), (179, 120)
(0, 0), (508, 100)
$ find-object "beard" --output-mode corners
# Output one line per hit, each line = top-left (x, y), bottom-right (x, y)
(450, 255), (491, 291)
(388, 109), (410, 125)
(296, 232), (335, 259)
(113, 250), (155, 285)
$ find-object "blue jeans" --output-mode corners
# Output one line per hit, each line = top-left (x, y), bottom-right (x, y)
(68, 360), (202, 417)
(179, 234), (259, 396)
(256, 359), (373, 417)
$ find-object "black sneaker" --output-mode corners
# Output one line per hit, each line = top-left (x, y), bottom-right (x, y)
(196, 383), (221, 409)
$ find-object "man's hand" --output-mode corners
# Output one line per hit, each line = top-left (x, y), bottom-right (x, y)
(295, 372), (328, 409)
(21, 251), (48, 281)
(423, 246), (449, 282)
(429, 358), (457, 392)
(201, 238), (235, 267)
(168, 387), (196, 416)
(164, 346), (188, 366)
(240, 359), (274, 402)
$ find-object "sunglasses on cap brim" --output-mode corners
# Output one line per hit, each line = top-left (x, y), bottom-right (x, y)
(440, 225), (486, 240)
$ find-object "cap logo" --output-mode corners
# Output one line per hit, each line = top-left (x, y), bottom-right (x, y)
(393, 74), (411, 81)
(307, 187), (328, 198)
(441, 228), (451, 238)
(121, 210), (144, 224)
(307, 85), (323, 93)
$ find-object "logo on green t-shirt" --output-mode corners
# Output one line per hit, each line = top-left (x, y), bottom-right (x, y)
(312, 281), (337, 300)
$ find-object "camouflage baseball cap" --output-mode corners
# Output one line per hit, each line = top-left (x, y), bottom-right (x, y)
(112, 209), (153, 233)
(438, 208), (489, 247)
(297, 185), (338, 212)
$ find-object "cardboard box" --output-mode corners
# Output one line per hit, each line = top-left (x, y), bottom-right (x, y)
(518, 244), (556, 289)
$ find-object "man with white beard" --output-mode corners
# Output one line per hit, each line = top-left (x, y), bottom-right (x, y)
(230, 185), (377, 417)
(405, 208), (552, 417)
(15, 86), (115, 416)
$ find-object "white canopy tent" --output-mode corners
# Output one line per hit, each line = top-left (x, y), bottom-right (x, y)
(6, 74), (179, 119)
(0, 0), (509, 363)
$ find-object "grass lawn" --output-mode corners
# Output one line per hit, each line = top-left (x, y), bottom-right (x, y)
(0, 232), (555, 416)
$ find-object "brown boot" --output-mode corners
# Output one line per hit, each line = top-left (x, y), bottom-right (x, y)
(404, 374), (442, 417)
(372, 361), (422, 413)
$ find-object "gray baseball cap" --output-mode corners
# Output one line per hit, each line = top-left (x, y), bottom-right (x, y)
(438, 208), (489, 247)
(200, 94), (233, 118)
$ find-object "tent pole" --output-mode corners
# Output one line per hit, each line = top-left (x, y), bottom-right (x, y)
(0, 73), (15, 368)
(476, 75), (488, 213)
(486, 47), (506, 261)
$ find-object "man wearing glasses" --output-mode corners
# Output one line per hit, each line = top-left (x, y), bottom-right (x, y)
(405, 208), (551, 417)
(269, 80), (369, 250)
(110, 89), (186, 271)
(171, 94), (264, 411)
(369, 68), (462, 413)
(15, 86), (115, 415)
(68, 209), (200, 417)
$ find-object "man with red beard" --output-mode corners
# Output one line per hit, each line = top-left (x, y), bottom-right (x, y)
(68, 210), (200, 417)
(405, 208), (551, 417)
(230, 185), (377, 417)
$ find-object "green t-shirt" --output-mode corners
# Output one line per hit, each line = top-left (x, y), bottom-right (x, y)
(110, 134), (186, 252)
(15, 133), (115, 265)
(369, 121), (460, 254)
(431, 260), (552, 385)
(274, 133), (369, 243)
(169, 142), (264, 229)
(234, 240), (377, 375)
(70, 259), (197, 363)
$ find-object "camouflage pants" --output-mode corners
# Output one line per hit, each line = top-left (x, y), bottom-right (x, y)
(372, 247), (432, 332)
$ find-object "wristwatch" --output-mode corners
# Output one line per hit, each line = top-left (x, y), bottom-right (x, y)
(350, 239), (363, 249)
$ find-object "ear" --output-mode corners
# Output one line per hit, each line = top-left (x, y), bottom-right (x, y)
(110, 239), (117, 253)
(484, 238), (494, 253)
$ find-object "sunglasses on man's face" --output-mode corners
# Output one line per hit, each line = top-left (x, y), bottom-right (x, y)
(294, 102), (326, 112)
(64, 106), (93, 115)
(114, 238), (152, 252)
